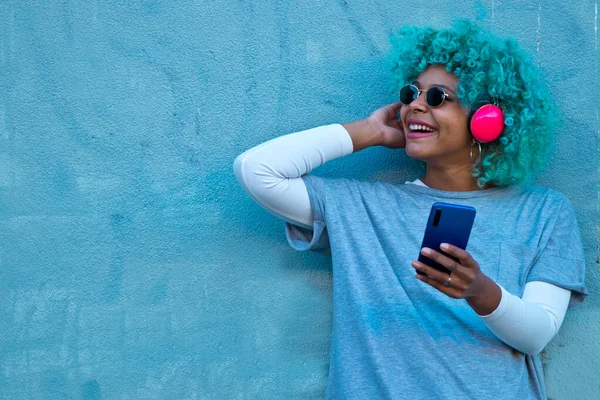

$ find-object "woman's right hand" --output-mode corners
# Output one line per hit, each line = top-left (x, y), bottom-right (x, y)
(367, 102), (406, 149)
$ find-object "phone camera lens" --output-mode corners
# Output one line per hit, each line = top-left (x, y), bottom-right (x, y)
(433, 209), (442, 227)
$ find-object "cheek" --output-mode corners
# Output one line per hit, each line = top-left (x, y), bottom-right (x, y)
(436, 110), (469, 134)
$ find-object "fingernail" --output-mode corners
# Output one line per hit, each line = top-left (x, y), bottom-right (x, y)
(421, 248), (431, 255)
(440, 243), (449, 250)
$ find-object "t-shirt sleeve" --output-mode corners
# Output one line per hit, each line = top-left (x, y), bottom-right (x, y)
(285, 174), (330, 252)
(526, 196), (588, 306)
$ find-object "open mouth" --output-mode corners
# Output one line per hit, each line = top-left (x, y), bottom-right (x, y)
(407, 123), (437, 139)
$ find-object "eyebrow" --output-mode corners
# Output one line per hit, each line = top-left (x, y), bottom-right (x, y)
(412, 80), (457, 94)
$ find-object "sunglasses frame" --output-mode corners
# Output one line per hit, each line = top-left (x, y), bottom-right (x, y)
(398, 84), (452, 108)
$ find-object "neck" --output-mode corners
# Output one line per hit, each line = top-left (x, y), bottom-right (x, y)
(421, 164), (496, 192)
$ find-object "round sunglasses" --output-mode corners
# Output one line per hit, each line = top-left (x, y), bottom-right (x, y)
(398, 84), (453, 108)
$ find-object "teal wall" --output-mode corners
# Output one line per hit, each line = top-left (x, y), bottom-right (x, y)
(1, 1), (598, 399)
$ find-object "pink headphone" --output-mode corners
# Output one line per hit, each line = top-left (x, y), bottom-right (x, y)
(469, 101), (505, 143)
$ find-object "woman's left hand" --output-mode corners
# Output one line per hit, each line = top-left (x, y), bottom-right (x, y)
(411, 243), (488, 299)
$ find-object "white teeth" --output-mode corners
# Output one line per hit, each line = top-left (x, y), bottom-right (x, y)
(408, 124), (435, 132)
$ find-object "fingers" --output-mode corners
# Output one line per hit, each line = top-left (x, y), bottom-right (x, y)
(383, 119), (404, 132)
(390, 101), (403, 112)
(415, 273), (461, 299)
(382, 101), (402, 110)
(411, 260), (450, 283)
(387, 102), (404, 127)
(419, 247), (462, 273)
(382, 101), (403, 118)
(394, 103), (404, 122)
(411, 260), (466, 298)
(412, 245), (483, 300)
(439, 243), (477, 268)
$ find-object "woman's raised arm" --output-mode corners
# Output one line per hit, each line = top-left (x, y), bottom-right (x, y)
(233, 103), (404, 229)
(233, 124), (354, 229)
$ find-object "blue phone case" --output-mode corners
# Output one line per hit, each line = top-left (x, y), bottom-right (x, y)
(417, 202), (476, 276)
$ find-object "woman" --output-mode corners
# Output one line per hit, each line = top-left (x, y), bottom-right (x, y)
(233, 20), (587, 400)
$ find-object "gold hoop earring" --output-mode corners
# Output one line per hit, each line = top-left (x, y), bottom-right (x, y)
(470, 140), (482, 164)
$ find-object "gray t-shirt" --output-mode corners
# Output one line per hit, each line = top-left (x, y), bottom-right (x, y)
(285, 175), (587, 400)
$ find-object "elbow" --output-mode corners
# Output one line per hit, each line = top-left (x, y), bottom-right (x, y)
(515, 339), (551, 356)
(524, 345), (545, 357)
(519, 316), (561, 356)
(233, 153), (246, 185)
(233, 151), (269, 202)
(233, 152), (253, 200)
(233, 151), (257, 190)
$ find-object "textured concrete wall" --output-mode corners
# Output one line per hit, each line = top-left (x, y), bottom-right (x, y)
(0, 1), (598, 399)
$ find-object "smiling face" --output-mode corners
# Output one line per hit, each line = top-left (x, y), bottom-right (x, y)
(399, 64), (472, 167)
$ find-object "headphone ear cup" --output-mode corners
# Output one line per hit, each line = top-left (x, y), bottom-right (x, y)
(469, 104), (505, 143)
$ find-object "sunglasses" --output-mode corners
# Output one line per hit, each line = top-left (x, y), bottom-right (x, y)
(398, 84), (453, 108)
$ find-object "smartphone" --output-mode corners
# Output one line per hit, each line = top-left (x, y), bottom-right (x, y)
(417, 202), (476, 276)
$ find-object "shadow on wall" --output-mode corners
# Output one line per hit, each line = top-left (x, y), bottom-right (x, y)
(82, 380), (101, 400)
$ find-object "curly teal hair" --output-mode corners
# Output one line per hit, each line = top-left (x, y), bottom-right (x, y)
(390, 20), (558, 188)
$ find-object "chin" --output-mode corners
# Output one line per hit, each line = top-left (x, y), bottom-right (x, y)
(404, 142), (434, 161)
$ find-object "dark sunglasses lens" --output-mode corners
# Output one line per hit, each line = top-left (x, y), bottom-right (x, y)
(399, 85), (418, 104)
(426, 87), (446, 107)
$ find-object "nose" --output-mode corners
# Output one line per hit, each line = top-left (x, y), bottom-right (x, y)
(408, 90), (429, 113)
